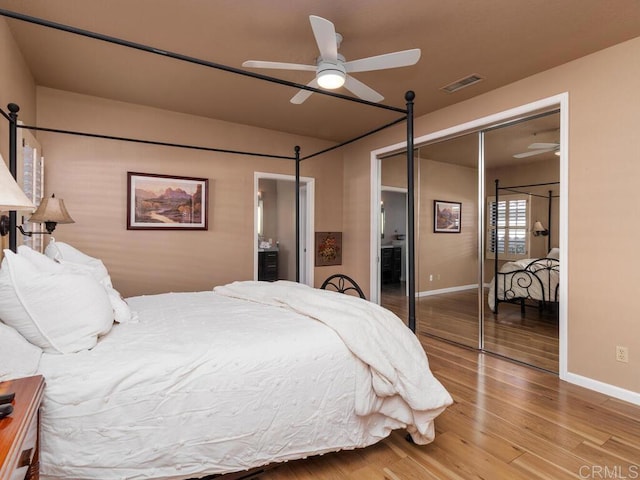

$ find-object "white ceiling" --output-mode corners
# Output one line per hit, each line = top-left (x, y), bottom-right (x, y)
(1, 0), (639, 144)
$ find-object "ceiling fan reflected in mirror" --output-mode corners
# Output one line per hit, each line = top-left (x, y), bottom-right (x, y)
(513, 142), (560, 158)
(242, 15), (421, 104)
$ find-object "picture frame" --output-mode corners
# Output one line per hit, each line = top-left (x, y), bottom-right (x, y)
(127, 172), (208, 230)
(434, 200), (461, 233)
(315, 232), (342, 266)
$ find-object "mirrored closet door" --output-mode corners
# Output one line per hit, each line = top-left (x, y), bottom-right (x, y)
(378, 110), (561, 373)
(482, 111), (560, 372)
(414, 134), (480, 349)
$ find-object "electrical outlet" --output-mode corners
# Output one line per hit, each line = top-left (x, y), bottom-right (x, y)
(429, 274), (433, 282)
(615, 346), (629, 363)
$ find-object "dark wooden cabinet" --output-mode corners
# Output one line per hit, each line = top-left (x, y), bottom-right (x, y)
(392, 246), (402, 283)
(381, 246), (402, 284)
(258, 250), (278, 281)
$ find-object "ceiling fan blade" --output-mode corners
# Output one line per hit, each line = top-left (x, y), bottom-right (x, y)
(528, 142), (559, 149)
(344, 49), (421, 73)
(290, 78), (319, 104)
(344, 75), (384, 103)
(309, 15), (338, 62)
(242, 60), (316, 71)
(513, 148), (555, 159)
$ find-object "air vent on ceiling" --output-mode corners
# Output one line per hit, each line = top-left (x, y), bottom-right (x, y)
(440, 74), (484, 93)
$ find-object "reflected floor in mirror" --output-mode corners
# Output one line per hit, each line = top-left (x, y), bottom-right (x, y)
(380, 283), (559, 373)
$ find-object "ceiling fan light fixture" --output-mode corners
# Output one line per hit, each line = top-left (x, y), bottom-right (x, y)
(244, 15), (415, 103)
(317, 62), (346, 89)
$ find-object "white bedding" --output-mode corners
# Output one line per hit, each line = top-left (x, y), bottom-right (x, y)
(488, 258), (559, 311)
(214, 281), (452, 443)
(37, 283), (452, 480)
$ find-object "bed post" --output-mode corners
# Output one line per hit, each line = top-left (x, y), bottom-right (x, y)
(295, 146), (301, 283)
(547, 189), (552, 254)
(405, 91), (416, 333)
(8, 103), (20, 253)
(494, 179), (499, 315)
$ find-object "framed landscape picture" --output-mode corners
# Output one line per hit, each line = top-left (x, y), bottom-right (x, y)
(434, 200), (461, 233)
(127, 172), (208, 230)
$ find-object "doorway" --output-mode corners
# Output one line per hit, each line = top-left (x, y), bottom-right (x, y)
(371, 94), (568, 375)
(380, 186), (408, 296)
(254, 172), (315, 286)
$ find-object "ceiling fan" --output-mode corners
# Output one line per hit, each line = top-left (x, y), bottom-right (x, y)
(242, 15), (421, 104)
(513, 142), (560, 158)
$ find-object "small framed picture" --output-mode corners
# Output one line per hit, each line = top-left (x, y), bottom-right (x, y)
(315, 232), (342, 266)
(434, 200), (461, 233)
(127, 172), (208, 230)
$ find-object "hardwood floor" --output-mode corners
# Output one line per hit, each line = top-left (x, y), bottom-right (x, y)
(251, 336), (640, 480)
(381, 283), (559, 372)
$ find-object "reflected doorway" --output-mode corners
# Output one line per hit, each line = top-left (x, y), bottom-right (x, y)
(380, 187), (407, 295)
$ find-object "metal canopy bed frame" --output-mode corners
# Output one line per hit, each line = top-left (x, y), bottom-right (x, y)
(492, 179), (560, 316)
(0, 8), (419, 332)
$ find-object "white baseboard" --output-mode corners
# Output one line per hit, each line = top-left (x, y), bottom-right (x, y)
(417, 284), (478, 297)
(563, 371), (640, 406)
(415, 283), (640, 406)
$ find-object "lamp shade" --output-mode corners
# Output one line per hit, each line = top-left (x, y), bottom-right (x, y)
(533, 221), (546, 233)
(28, 194), (75, 225)
(0, 155), (35, 211)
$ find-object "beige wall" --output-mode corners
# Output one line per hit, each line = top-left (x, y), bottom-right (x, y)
(1, 13), (637, 396)
(342, 37), (640, 394)
(0, 18), (37, 254)
(418, 159), (478, 293)
(0, 18), (36, 162)
(381, 153), (408, 188)
(34, 87), (342, 296)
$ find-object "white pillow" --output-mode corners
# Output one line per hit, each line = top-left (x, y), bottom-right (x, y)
(18, 244), (64, 274)
(547, 248), (560, 260)
(0, 322), (42, 381)
(45, 241), (112, 287)
(40, 242), (132, 323)
(0, 250), (114, 354)
(104, 285), (135, 324)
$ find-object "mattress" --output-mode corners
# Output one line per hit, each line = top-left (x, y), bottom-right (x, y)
(36, 289), (437, 480)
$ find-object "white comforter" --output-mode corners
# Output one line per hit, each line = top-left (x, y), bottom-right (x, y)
(214, 281), (452, 443)
(37, 283), (451, 480)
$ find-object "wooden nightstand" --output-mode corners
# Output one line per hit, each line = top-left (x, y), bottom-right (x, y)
(0, 375), (45, 480)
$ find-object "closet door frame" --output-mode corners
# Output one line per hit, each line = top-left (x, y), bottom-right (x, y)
(371, 93), (569, 380)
